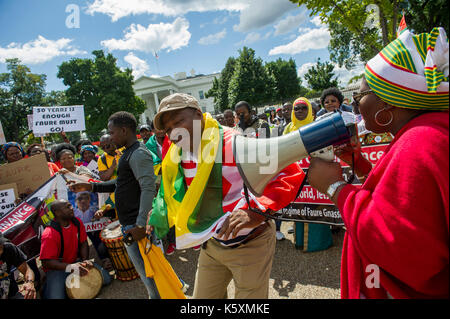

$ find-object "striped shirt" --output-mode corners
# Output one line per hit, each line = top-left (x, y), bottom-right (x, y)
(180, 127), (267, 247)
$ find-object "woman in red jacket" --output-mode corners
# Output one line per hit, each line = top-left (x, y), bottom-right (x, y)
(308, 27), (449, 298)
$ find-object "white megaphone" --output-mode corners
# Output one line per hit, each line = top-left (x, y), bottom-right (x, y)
(232, 111), (358, 196)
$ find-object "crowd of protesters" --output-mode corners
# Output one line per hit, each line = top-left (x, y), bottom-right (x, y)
(0, 26), (448, 300)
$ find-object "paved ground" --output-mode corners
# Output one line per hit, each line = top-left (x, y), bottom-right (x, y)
(96, 221), (344, 299)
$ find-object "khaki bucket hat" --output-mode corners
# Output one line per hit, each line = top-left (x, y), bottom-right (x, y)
(153, 93), (202, 130)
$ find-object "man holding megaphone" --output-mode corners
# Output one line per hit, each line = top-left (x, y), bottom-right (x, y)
(147, 93), (305, 299)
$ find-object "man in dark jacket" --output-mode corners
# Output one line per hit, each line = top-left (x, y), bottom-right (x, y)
(69, 111), (159, 299)
(234, 101), (271, 138)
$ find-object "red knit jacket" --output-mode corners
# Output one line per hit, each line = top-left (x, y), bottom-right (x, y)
(337, 112), (449, 299)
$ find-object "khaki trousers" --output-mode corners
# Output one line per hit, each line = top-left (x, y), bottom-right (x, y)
(193, 220), (276, 299)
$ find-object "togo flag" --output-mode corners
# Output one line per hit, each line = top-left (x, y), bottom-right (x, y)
(149, 113), (227, 249)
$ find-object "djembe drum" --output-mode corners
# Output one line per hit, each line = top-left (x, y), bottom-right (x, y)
(100, 220), (139, 281)
(66, 266), (103, 299)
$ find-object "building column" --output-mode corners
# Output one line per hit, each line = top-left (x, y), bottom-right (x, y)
(153, 92), (159, 114)
(169, 89), (174, 95)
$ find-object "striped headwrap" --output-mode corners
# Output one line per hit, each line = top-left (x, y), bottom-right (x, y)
(1, 142), (25, 159)
(365, 27), (449, 110)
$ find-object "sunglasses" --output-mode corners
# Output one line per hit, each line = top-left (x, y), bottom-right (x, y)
(293, 104), (308, 112)
(352, 89), (374, 105)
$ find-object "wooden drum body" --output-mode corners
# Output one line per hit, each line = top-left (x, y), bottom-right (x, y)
(100, 221), (139, 281)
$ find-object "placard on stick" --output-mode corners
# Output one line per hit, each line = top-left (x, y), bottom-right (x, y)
(0, 153), (51, 195)
(32, 105), (86, 134)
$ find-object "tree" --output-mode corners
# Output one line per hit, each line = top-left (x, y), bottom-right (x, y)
(228, 47), (275, 109)
(57, 50), (146, 140)
(403, 0), (449, 34)
(290, 0), (449, 70)
(265, 58), (307, 103)
(0, 58), (46, 143)
(206, 57), (236, 111)
(303, 59), (339, 92)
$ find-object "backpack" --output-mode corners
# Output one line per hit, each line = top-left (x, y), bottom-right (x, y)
(49, 218), (81, 260)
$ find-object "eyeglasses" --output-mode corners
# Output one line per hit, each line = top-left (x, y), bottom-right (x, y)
(352, 89), (374, 105)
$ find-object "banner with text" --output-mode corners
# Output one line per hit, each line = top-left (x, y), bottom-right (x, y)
(276, 143), (389, 226)
(32, 105), (85, 134)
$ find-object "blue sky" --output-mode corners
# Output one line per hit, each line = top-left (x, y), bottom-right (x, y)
(0, 0), (363, 92)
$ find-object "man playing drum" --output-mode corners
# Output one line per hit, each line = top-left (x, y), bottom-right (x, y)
(40, 199), (112, 299)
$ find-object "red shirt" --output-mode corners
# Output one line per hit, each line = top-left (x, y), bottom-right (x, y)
(337, 112), (449, 299)
(40, 217), (87, 271)
(47, 162), (59, 176)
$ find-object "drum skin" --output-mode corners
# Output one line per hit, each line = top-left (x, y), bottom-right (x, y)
(66, 266), (103, 299)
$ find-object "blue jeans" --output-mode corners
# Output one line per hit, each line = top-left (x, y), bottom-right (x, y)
(121, 224), (160, 299)
(42, 263), (112, 299)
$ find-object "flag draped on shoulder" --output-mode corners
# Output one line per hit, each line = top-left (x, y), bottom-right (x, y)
(149, 113), (226, 249)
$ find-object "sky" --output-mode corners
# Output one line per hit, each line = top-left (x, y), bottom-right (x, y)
(0, 0), (364, 93)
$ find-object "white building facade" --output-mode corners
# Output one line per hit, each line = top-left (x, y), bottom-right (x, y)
(133, 71), (220, 124)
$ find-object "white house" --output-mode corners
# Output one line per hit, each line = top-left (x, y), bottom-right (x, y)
(133, 71), (220, 124)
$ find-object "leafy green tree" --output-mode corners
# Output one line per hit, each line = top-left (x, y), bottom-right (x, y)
(290, 0), (449, 70)
(57, 50), (146, 140)
(228, 47), (275, 109)
(303, 58), (339, 92)
(0, 58), (46, 143)
(206, 57), (236, 111)
(265, 58), (307, 103)
(403, 0), (449, 34)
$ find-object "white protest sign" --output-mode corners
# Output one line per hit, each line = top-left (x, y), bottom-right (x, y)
(0, 121), (6, 145)
(27, 114), (46, 137)
(86, 159), (100, 180)
(84, 217), (112, 233)
(0, 184), (18, 219)
(32, 105), (86, 134)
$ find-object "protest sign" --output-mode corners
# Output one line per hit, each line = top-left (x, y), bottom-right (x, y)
(0, 183), (18, 219)
(276, 143), (389, 226)
(0, 120), (6, 145)
(27, 114), (45, 137)
(84, 217), (112, 233)
(32, 105), (86, 134)
(0, 153), (50, 195)
(86, 159), (100, 180)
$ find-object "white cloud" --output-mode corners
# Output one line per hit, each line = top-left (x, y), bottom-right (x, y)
(333, 62), (365, 87)
(311, 15), (325, 27)
(124, 52), (149, 79)
(233, 0), (298, 32)
(269, 26), (331, 55)
(213, 15), (229, 25)
(297, 62), (316, 79)
(85, 0), (248, 21)
(237, 32), (262, 46)
(101, 17), (191, 53)
(87, 0), (299, 37)
(297, 61), (365, 87)
(273, 11), (308, 36)
(198, 29), (227, 45)
(0, 35), (86, 64)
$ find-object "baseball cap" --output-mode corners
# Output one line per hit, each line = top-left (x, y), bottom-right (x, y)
(153, 93), (201, 131)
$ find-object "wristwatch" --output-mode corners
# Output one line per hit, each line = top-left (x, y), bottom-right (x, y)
(326, 181), (347, 199)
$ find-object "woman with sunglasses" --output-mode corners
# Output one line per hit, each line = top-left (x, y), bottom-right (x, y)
(283, 97), (333, 250)
(307, 27), (449, 298)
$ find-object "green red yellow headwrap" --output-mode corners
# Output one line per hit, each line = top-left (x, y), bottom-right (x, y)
(365, 27), (449, 110)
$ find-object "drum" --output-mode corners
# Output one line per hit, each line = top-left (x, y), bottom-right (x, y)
(100, 220), (139, 281)
(66, 266), (103, 299)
